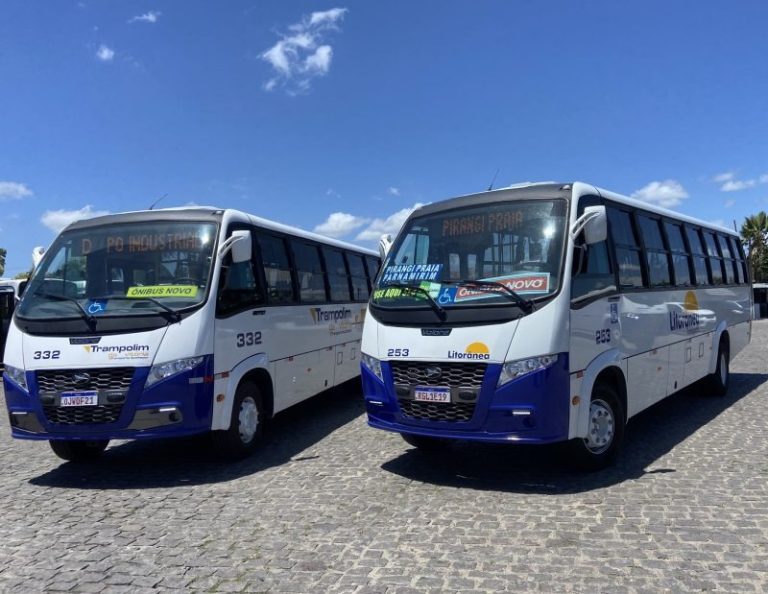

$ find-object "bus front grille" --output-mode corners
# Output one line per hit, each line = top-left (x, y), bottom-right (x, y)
(42, 404), (123, 425)
(398, 399), (476, 423)
(36, 368), (135, 392)
(389, 361), (487, 388)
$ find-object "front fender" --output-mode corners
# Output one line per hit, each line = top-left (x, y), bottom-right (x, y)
(569, 348), (626, 439)
(210, 352), (270, 431)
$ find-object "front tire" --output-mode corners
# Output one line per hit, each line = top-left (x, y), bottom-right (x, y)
(212, 381), (264, 460)
(708, 341), (730, 396)
(49, 439), (109, 462)
(563, 384), (624, 471)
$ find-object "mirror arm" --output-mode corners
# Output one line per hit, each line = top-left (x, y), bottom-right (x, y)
(216, 235), (243, 261)
(569, 211), (600, 242)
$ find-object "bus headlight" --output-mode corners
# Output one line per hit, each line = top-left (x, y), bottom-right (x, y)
(497, 355), (558, 387)
(4, 364), (27, 391)
(361, 353), (383, 382)
(146, 356), (205, 388)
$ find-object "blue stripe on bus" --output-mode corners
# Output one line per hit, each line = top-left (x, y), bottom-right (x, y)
(4, 355), (215, 441)
(363, 354), (571, 444)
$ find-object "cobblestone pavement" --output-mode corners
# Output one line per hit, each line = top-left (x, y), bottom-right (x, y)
(1, 323), (768, 593)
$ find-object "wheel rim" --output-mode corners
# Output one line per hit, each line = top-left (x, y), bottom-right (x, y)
(719, 352), (728, 385)
(584, 398), (615, 455)
(238, 396), (259, 444)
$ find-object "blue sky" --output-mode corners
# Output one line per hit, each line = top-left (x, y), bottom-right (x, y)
(1, 1), (766, 276)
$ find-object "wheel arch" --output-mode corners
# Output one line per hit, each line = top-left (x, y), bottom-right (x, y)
(211, 353), (273, 431)
(708, 322), (730, 375)
(570, 348), (627, 439)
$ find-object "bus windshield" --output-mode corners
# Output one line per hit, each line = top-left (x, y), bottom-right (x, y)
(372, 199), (567, 309)
(18, 221), (218, 322)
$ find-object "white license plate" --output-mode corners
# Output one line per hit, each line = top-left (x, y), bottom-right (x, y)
(413, 387), (451, 403)
(60, 391), (98, 407)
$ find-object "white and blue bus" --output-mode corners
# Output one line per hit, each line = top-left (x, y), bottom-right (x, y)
(361, 182), (751, 469)
(3, 207), (379, 461)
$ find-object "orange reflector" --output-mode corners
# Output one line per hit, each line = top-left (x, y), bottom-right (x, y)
(572, 396), (581, 406)
(216, 394), (225, 402)
(576, 371), (584, 379)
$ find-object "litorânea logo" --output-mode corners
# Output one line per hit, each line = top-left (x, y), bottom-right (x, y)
(669, 290), (702, 331)
(447, 341), (491, 360)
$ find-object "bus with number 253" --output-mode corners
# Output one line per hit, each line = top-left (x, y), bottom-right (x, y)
(3, 207), (379, 462)
(361, 181), (751, 469)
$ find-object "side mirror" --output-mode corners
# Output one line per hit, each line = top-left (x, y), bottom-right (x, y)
(218, 230), (252, 263)
(230, 230), (252, 263)
(570, 205), (607, 245)
(378, 234), (393, 259)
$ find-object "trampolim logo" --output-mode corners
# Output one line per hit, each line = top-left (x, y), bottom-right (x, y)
(447, 341), (491, 360)
(310, 307), (352, 324)
(83, 344), (151, 360)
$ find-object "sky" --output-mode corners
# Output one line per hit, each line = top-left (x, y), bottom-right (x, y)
(0, 1), (767, 277)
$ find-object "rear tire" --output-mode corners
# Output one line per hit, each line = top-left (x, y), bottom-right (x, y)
(708, 340), (730, 396)
(400, 432), (449, 452)
(212, 380), (264, 460)
(563, 384), (624, 472)
(49, 439), (109, 462)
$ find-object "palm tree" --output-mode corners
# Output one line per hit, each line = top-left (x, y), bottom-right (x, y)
(741, 212), (768, 282)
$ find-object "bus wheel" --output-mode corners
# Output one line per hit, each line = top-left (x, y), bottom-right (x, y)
(708, 341), (730, 396)
(49, 439), (109, 462)
(564, 384), (624, 471)
(212, 381), (264, 459)
(400, 432), (448, 452)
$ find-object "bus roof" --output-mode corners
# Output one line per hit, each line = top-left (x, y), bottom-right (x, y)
(61, 206), (378, 257)
(409, 181), (739, 236)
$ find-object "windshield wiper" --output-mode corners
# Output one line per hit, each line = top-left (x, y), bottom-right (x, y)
(381, 282), (446, 321)
(90, 295), (182, 323)
(442, 279), (535, 312)
(36, 292), (97, 328)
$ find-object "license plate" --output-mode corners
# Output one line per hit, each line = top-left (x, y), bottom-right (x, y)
(413, 387), (451, 403)
(60, 391), (98, 407)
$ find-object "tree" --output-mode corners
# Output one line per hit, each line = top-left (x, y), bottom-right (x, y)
(0, 247), (5, 277)
(741, 212), (768, 282)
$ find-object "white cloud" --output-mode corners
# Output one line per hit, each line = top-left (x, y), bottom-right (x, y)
(387, 187), (400, 196)
(631, 180), (688, 208)
(96, 44), (115, 62)
(314, 212), (370, 238)
(0, 181), (33, 201)
(724, 199), (735, 208)
(760, 174), (768, 184)
(713, 172), (734, 183)
(129, 11), (161, 24)
(261, 7), (347, 94)
(41, 205), (110, 233)
(356, 203), (426, 241)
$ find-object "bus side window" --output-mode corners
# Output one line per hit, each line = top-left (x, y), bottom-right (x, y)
(571, 239), (615, 301)
(365, 256), (380, 289)
(292, 241), (328, 303)
(346, 253), (370, 301)
(323, 247), (351, 302)
(217, 230), (265, 316)
(607, 207), (643, 289)
(257, 233), (296, 304)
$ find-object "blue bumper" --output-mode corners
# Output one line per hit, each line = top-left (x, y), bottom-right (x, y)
(362, 355), (570, 444)
(3, 356), (215, 441)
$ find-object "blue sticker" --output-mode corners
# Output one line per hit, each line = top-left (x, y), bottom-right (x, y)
(610, 303), (619, 324)
(437, 286), (457, 305)
(87, 300), (108, 315)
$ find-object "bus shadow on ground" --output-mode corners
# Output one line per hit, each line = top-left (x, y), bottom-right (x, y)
(28, 381), (366, 490)
(380, 371), (768, 494)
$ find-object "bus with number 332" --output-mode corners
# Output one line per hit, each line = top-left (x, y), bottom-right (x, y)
(3, 207), (379, 462)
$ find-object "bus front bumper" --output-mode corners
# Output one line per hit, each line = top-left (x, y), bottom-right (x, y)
(3, 356), (215, 441)
(362, 355), (571, 445)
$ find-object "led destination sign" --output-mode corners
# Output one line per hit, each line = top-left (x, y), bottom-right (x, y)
(441, 210), (524, 237)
